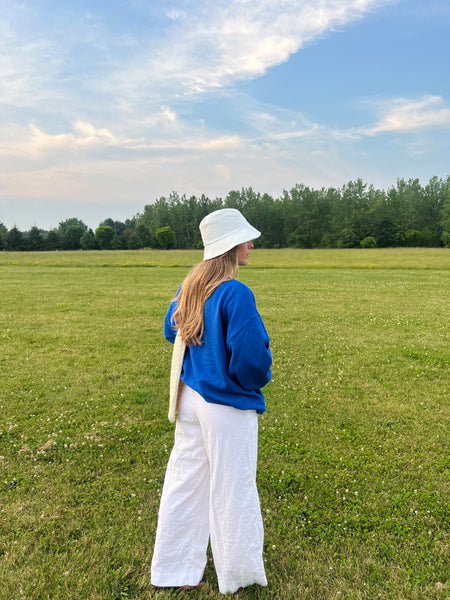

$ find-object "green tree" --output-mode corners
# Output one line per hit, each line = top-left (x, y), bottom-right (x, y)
(372, 217), (398, 247)
(155, 226), (175, 249)
(440, 177), (450, 247)
(224, 190), (245, 211)
(337, 227), (358, 249)
(338, 179), (370, 246)
(111, 235), (125, 249)
(360, 236), (377, 248)
(6, 226), (26, 250)
(149, 198), (171, 237)
(386, 178), (424, 235)
(99, 218), (126, 236)
(61, 226), (84, 250)
(251, 193), (284, 248)
(127, 232), (143, 249)
(58, 218), (88, 235)
(138, 193), (221, 249)
(138, 198), (170, 247)
(58, 219), (88, 250)
(95, 226), (115, 249)
(282, 184), (331, 248)
(136, 224), (152, 248)
(25, 176), (444, 252)
(28, 226), (45, 251)
(118, 227), (137, 249)
(0, 222), (7, 250)
(170, 194), (198, 248)
(403, 229), (423, 247)
(45, 230), (62, 250)
(80, 229), (98, 250)
(420, 176), (445, 245)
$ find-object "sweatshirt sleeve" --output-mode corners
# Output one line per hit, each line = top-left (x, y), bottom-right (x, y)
(225, 284), (272, 391)
(164, 293), (179, 344)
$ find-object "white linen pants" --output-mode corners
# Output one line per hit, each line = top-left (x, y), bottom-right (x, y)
(151, 384), (267, 595)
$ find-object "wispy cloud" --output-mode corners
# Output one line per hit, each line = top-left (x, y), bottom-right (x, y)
(166, 9), (187, 21)
(0, 117), (243, 161)
(107, 0), (396, 109)
(1, 0), (397, 122)
(30, 122), (120, 152)
(0, 19), (64, 108)
(347, 95), (450, 137)
(0, 122), (122, 160)
(363, 95), (450, 134)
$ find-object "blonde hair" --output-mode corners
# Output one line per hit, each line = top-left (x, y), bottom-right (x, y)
(171, 247), (239, 346)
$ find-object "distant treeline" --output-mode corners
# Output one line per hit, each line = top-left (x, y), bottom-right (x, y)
(2, 176), (450, 251)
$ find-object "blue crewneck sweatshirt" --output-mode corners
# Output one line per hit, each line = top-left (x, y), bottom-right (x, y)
(164, 279), (272, 413)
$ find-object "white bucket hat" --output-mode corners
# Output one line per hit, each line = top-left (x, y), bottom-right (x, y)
(200, 208), (261, 260)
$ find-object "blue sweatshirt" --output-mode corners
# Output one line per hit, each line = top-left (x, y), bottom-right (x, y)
(164, 279), (272, 413)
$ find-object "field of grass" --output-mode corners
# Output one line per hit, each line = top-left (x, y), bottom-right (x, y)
(1, 248), (449, 600)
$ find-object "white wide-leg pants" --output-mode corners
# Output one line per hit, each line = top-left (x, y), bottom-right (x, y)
(151, 384), (267, 595)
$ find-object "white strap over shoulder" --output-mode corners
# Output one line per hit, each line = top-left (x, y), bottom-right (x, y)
(168, 331), (186, 423)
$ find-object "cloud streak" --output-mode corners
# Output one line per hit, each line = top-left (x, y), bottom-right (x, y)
(109, 0), (396, 107)
(0, 118), (243, 162)
(331, 95), (450, 139)
(362, 95), (450, 134)
(0, 0), (397, 126)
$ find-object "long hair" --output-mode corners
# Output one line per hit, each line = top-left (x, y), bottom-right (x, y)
(171, 247), (239, 346)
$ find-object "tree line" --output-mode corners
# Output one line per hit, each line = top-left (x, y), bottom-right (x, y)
(2, 176), (450, 251)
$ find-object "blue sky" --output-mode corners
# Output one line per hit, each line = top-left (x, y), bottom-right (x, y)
(1, 0), (449, 230)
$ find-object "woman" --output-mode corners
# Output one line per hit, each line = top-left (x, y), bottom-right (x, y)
(151, 208), (272, 595)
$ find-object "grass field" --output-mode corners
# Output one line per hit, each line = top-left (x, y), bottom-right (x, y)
(0, 248), (449, 600)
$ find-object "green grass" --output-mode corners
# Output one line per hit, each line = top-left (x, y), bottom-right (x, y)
(1, 246), (450, 269)
(0, 249), (449, 600)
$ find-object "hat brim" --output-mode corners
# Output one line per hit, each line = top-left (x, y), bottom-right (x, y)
(203, 224), (261, 260)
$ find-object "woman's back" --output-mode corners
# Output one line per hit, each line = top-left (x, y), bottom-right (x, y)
(165, 278), (271, 413)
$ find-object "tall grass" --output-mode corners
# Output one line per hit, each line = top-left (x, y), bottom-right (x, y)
(0, 249), (448, 599)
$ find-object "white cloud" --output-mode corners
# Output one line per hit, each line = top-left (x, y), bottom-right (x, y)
(0, 0), (397, 122)
(0, 139), (352, 221)
(361, 95), (450, 135)
(166, 9), (187, 21)
(160, 106), (177, 122)
(0, 29), (63, 108)
(1, 122), (122, 159)
(266, 125), (320, 141)
(0, 115), (242, 162)
(109, 0), (396, 107)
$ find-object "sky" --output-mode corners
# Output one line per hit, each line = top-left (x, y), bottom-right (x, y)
(0, 0), (449, 231)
